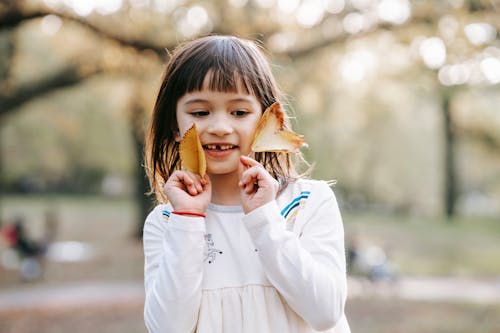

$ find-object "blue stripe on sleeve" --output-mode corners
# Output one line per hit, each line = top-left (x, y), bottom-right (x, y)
(281, 191), (310, 218)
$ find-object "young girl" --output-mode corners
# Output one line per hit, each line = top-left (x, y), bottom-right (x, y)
(143, 35), (351, 333)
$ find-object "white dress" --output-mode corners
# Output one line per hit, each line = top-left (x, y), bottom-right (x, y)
(143, 179), (351, 333)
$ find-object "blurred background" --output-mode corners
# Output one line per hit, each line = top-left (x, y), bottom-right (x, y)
(1, 0), (499, 332)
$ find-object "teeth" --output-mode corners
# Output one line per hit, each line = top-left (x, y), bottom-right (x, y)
(205, 144), (234, 150)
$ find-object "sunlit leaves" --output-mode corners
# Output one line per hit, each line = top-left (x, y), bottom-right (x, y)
(173, 5), (212, 38)
(228, 0), (248, 8)
(6, 0), (499, 88)
(43, 0), (123, 16)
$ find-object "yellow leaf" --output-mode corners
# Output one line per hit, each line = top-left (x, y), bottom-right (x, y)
(251, 103), (305, 153)
(179, 124), (206, 177)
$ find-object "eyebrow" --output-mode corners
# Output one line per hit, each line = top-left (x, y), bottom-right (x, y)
(182, 98), (207, 105)
(182, 97), (255, 105)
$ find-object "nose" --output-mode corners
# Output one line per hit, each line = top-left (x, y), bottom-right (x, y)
(206, 113), (233, 136)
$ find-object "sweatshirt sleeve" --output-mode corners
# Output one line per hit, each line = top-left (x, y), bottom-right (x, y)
(143, 206), (206, 333)
(242, 181), (347, 331)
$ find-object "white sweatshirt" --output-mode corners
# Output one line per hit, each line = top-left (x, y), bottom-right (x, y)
(143, 179), (351, 333)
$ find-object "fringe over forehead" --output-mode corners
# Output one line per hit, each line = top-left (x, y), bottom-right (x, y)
(166, 35), (279, 110)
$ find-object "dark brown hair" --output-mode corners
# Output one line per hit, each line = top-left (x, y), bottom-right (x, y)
(145, 35), (304, 203)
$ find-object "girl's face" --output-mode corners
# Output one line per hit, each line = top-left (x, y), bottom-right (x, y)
(176, 79), (263, 177)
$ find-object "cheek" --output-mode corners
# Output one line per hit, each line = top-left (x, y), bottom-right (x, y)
(173, 121), (184, 142)
(246, 128), (256, 142)
(239, 124), (259, 152)
(174, 130), (182, 142)
(175, 119), (192, 141)
(247, 118), (261, 140)
(175, 110), (191, 135)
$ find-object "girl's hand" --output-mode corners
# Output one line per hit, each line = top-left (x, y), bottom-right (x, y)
(164, 171), (211, 214)
(238, 156), (279, 214)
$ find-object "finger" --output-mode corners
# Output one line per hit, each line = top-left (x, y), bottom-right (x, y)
(167, 171), (192, 189)
(239, 157), (263, 184)
(177, 171), (201, 195)
(239, 167), (263, 192)
(200, 173), (209, 185)
(241, 165), (264, 182)
(200, 174), (211, 194)
(190, 173), (204, 193)
(238, 157), (247, 181)
(202, 174), (212, 191)
(246, 181), (257, 194)
(239, 178), (256, 194)
(189, 172), (207, 195)
(240, 155), (261, 169)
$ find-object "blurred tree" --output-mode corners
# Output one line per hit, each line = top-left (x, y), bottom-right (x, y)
(1, 0), (499, 233)
(442, 87), (458, 218)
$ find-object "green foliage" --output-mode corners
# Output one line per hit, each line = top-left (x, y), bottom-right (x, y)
(1, 76), (136, 193)
(1, 0), (499, 216)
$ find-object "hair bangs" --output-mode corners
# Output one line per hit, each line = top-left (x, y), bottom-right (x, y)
(178, 38), (259, 96)
(205, 69), (254, 96)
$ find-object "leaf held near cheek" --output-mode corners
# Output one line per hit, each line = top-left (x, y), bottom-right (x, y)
(251, 102), (306, 153)
(179, 124), (206, 177)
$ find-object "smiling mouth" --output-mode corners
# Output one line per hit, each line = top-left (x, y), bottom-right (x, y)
(203, 144), (238, 151)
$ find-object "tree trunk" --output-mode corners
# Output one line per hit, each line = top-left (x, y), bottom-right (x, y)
(442, 88), (458, 219)
(0, 29), (15, 227)
(130, 100), (154, 239)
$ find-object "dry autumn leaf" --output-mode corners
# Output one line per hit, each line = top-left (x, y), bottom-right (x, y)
(179, 124), (206, 177)
(251, 102), (305, 153)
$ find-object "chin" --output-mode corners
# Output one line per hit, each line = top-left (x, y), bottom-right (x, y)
(206, 165), (239, 176)
(207, 169), (238, 176)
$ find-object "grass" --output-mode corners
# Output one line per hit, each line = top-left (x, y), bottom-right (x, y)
(0, 194), (144, 288)
(1, 195), (499, 286)
(347, 297), (500, 333)
(343, 212), (500, 277)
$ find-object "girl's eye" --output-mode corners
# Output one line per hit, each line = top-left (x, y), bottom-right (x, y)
(232, 110), (248, 117)
(190, 110), (209, 117)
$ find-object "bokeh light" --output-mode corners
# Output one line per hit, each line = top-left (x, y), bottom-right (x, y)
(480, 57), (500, 84)
(40, 14), (63, 35)
(340, 49), (377, 83)
(43, 0), (123, 16)
(464, 23), (497, 46)
(377, 0), (410, 25)
(296, 0), (325, 28)
(343, 12), (366, 34)
(419, 37), (447, 69)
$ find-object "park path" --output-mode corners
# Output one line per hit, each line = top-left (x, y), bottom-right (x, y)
(0, 277), (499, 313)
(0, 281), (144, 313)
(348, 276), (500, 304)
